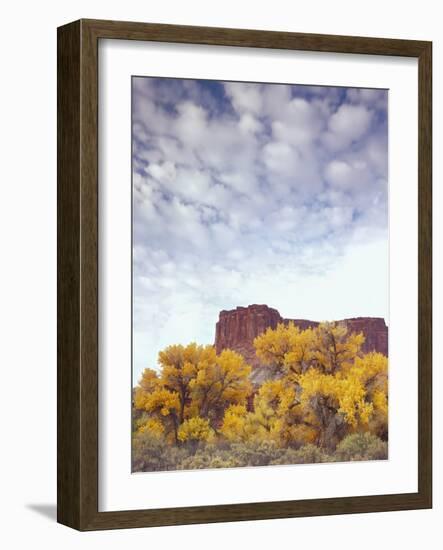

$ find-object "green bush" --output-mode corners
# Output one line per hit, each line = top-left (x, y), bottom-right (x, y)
(270, 444), (331, 465)
(229, 440), (286, 467)
(179, 452), (241, 470)
(334, 432), (388, 462)
(132, 432), (388, 472)
(176, 441), (285, 469)
(132, 432), (188, 472)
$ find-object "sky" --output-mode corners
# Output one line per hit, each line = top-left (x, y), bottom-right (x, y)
(132, 77), (388, 384)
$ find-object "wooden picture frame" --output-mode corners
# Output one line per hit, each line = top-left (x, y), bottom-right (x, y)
(57, 18), (432, 530)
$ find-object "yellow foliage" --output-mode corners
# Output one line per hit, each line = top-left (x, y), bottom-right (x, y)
(134, 343), (252, 443)
(373, 389), (388, 416)
(220, 405), (249, 442)
(134, 382), (180, 443)
(138, 418), (165, 437)
(298, 350), (388, 431)
(133, 324), (388, 453)
(178, 416), (214, 443)
(158, 343), (206, 421)
(142, 388), (180, 416)
(221, 380), (301, 445)
(138, 368), (159, 392)
(312, 322), (365, 374)
(350, 353), (388, 392)
(134, 368), (160, 410)
(190, 349), (252, 418)
(254, 321), (364, 377)
(283, 327), (316, 376)
(282, 422), (318, 445)
(350, 352), (388, 435)
(254, 322), (307, 376)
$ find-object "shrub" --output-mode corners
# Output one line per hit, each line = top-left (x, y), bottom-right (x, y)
(178, 441), (285, 469)
(270, 444), (331, 465)
(132, 432), (187, 472)
(334, 432), (388, 462)
(229, 440), (285, 467)
(132, 431), (388, 472)
(179, 452), (242, 470)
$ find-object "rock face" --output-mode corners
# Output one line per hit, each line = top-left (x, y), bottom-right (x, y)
(215, 305), (388, 383)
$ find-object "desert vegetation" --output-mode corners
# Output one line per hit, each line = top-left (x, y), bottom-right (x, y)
(132, 322), (388, 471)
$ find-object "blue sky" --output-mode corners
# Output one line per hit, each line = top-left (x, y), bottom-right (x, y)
(132, 77), (388, 383)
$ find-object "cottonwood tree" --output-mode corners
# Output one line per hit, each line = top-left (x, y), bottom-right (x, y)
(134, 324), (388, 457)
(189, 348), (252, 426)
(134, 343), (252, 443)
(253, 322), (388, 450)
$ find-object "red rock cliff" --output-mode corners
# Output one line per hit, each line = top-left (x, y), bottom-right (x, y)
(215, 305), (388, 382)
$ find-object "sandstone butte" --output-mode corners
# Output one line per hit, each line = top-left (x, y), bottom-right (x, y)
(214, 304), (388, 385)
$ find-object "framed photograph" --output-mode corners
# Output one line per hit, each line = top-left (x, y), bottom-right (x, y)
(57, 19), (432, 530)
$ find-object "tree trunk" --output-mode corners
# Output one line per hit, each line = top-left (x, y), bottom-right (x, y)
(312, 395), (346, 451)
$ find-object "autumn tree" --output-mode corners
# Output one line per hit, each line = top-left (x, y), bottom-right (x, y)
(219, 384), (284, 444)
(158, 343), (204, 424)
(253, 322), (388, 450)
(297, 351), (388, 448)
(133, 343), (252, 444)
(220, 404), (249, 443)
(254, 322), (313, 378)
(254, 321), (364, 377)
(346, 352), (388, 439)
(134, 369), (181, 443)
(220, 377), (317, 448)
(189, 349), (252, 427)
(133, 321), (388, 469)
(311, 322), (365, 374)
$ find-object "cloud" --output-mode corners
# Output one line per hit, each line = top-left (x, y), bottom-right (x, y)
(323, 104), (372, 151)
(131, 78), (388, 382)
(224, 82), (264, 114)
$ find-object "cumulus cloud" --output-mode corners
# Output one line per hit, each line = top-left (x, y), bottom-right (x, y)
(323, 104), (373, 151)
(131, 78), (388, 382)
